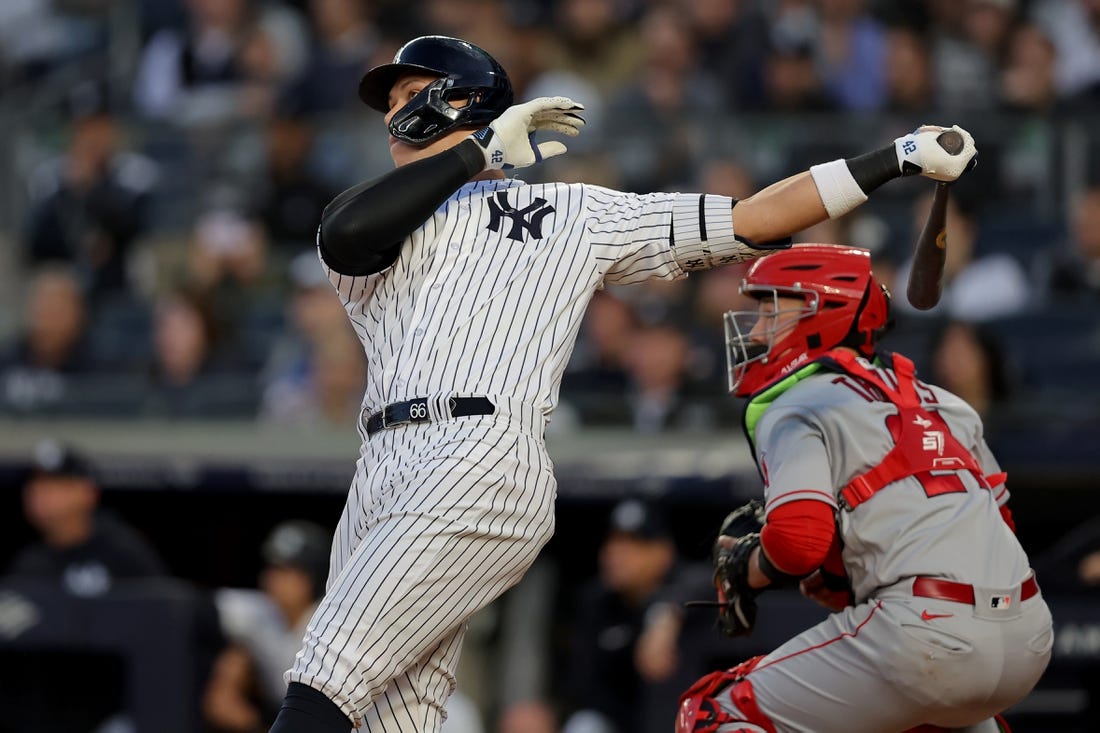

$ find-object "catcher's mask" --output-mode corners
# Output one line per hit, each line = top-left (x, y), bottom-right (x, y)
(724, 244), (892, 397)
(358, 35), (513, 147)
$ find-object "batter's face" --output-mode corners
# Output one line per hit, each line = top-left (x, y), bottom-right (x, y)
(385, 74), (480, 168)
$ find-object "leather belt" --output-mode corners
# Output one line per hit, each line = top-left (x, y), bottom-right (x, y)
(912, 574), (1039, 606)
(365, 396), (495, 436)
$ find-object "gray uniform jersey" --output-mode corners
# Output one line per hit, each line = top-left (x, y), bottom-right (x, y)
(754, 363), (1028, 601)
(289, 178), (745, 729)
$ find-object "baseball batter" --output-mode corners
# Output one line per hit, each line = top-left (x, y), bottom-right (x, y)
(678, 245), (1052, 733)
(267, 35), (982, 733)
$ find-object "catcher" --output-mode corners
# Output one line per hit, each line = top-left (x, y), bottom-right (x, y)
(679, 245), (1052, 733)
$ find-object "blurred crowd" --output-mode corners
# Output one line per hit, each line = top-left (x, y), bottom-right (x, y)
(2, 0), (1100, 432)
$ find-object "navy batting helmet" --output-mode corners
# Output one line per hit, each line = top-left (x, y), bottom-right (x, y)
(358, 35), (513, 146)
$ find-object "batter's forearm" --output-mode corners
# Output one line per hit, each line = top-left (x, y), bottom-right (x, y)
(733, 172), (828, 244)
(731, 139), (924, 244)
(319, 139), (486, 275)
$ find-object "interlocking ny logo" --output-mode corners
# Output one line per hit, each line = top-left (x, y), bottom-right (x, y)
(486, 191), (554, 242)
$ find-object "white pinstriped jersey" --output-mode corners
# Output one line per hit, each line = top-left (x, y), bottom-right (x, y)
(321, 178), (739, 425)
(294, 176), (744, 727)
(754, 366), (1029, 603)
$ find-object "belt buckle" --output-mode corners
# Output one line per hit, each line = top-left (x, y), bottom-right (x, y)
(378, 407), (389, 430)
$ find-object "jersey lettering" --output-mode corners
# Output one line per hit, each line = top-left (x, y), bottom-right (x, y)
(831, 375), (885, 403)
(486, 191), (555, 241)
(884, 414), (968, 499)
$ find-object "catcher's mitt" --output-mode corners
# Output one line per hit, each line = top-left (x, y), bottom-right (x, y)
(684, 500), (766, 637)
(718, 499), (765, 538)
(712, 532), (762, 637)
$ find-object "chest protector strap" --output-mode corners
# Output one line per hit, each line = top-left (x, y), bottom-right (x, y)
(828, 350), (991, 512)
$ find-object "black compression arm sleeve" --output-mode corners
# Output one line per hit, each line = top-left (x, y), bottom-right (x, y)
(319, 138), (487, 276)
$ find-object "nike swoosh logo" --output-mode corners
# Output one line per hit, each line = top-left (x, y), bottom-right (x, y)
(921, 610), (954, 621)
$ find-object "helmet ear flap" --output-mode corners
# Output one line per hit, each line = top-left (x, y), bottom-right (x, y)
(848, 278), (891, 354)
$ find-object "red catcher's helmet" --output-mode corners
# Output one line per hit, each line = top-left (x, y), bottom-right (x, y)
(724, 244), (891, 397)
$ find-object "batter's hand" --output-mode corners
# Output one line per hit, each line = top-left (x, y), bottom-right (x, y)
(894, 124), (977, 183)
(470, 97), (585, 171)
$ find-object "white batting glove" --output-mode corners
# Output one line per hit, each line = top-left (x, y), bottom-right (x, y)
(894, 124), (978, 183)
(469, 97), (585, 171)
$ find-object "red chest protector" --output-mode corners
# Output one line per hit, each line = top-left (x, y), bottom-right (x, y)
(826, 350), (1006, 511)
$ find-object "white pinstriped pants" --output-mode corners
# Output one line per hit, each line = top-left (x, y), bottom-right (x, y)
(287, 406), (554, 731)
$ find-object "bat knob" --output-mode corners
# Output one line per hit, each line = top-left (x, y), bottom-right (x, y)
(937, 130), (964, 155)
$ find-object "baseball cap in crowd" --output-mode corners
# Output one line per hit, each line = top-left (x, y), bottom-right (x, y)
(607, 498), (671, 541)
(262, 520), (331, 588)
(30, 439), (94, 481)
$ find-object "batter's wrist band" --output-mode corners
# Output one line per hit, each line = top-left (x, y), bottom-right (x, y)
(844, 144), (906, 193)
(809, 159), (868, 219)
(456, 137), (493, 175)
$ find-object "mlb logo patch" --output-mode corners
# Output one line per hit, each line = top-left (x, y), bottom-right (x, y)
(989, 595), (1012, 610)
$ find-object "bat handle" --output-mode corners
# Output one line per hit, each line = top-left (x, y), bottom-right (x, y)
(906, 182), (951, 311)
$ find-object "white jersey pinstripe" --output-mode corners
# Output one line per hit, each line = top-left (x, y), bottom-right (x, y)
(322, 178), (745, 419)
(286, 178), (746, 729)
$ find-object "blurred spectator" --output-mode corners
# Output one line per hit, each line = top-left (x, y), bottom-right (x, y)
(132, 0), (253, 122)
(204, 520), (331, 732)
(892, 188), (1032, 321)
(1032, 0), (1100, 104)
(132, 0), (308, 124)
(928, 0), (1019, 110)
(0, 0), (105, 85)
(5, 439), (167, 595)
(0, 266), (96, 413)
(537, 0), (645, 99)
(252, 109), (339, 252)
(999, 22), (1060, 113)
(883, 25), (935, 114)
(1038, 185), (1100, 302)
(260, 252), (345, 382)
(25, 82), (158, 299)
(928, 320), (1015, 422)
(815, 0), (888, 111)
(601, 4), (722, 192)
(759, 29), (834, 113)
(563, 292), (637, 396)
(259, 252), (364, 427)
(623, 325), (712, 433)
(143, 288), (257, 417)
(561, 499), (679, 733)
(281, 0), (380, 116)
(189, 192), (270, 293)
(260, 323), (366, 427)
(673, 0), (770, 110)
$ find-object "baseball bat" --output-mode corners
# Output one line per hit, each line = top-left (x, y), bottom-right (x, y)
(906, 130), (963, 310)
